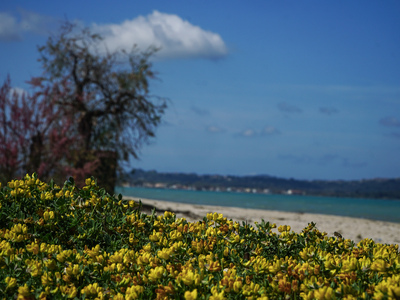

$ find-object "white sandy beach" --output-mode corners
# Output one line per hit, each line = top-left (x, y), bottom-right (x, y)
(124, 197), (400, 246)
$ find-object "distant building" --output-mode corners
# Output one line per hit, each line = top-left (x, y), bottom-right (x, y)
(286, 189), (304, 195)
(155, 183), (167, 188)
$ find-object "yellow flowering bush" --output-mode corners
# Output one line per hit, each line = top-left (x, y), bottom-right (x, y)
(1, 174), (400, 299)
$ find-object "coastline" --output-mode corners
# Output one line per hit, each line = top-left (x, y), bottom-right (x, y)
(124, 196), (400, 246)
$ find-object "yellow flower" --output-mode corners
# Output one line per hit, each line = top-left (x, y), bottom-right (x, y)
(300, 291), (315, 300)
(5, 277), (17, 289)
(212, 212), (224, 221)
(44, 259), (57, 270)
(57, 249), (73, 263)
(66, 264), (80, 277)
(371, 258), (389, 272)
(158, 248), (171, 260)
(126, 285), (144, 298)
(41, 272), (53, 286)
(60, 285), (78, 298)
(223, 247), (229, 256)
(314, 286), (335, 300)
(28, 260), (43, 277)
(169, 230), (183, 240)
(86, 244), (101, 258)
(278, 225), (291, 232)
(233, 280), (243, 293)
(268, 259), (282, 274)
(374, 275), (400, 299)
(43, 211), (55, 221)
(81, 283), (103, 297)
(109, 250), (124, 263)
(85, 178), (92, 186)
(342, 257), (358, 272)
(148, 266), (165, 282)
(114, 293), (125, 300)
(184, 289), (198, 300)
(164, 211), (174, 218)
(181, 269), (196, 286)
(209, 287), (226, 300)
(18, 284), (31, 297)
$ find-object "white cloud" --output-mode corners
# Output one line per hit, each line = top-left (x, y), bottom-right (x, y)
(191, 105), (210, 116)
(92, 11), (228, 60)
(380, 116), (400, 127)
(272, 83), (400, 94)
(242, 129), (257, 137)
(18, 10), (54, 35)
(0, 10), (54, 41)
(319, 107), (339, 115)
(9, 87), (28, 98)
(206, 125), (224, 133)
(261, 126), (280, 135)
(278, 154), (313, 164)
(342, 158), (367, 169)
(279, 154), (367, 169)
(235, 129), (257, 138)
(236, 126), (281, 137)
(277, 102), (302, 113)
(0, 12), (20, 41)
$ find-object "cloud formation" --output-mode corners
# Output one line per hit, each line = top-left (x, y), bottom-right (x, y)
(0, 10), (54, 41)
(278, 154), (313, 164)
(236, 126), (280, 137)
(379, 116), (400, 127)
(92, 11), (228, 60)
(389, 132), (400, 139)
(235, 129), (257, 138)
(277, 102), (302, 113)
(9, 87), (28, 98)
(191, 105), (210, 116)
(261, 126), (281, 136)
(0, 12), (19, 41)
(206, 125), (224, 133)
(341, 158), (367, 169)
(279, 154), (367, 169)
(319, 107), (339, 115)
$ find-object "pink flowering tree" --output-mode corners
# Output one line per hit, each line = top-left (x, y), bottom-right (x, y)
(1, 22), (166, 193)
(0, 76), (24, 182)
(0, 75), (96, 185)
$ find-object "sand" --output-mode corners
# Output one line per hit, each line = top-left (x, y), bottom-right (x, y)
(123, 197), (400, 246)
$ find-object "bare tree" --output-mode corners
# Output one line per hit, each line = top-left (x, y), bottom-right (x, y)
(35, 22), (167, 193)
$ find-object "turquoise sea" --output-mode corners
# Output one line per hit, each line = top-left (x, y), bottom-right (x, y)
(115, 187), (400, 223)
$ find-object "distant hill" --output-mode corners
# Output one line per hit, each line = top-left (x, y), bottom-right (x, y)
(119, 169), (400, 200)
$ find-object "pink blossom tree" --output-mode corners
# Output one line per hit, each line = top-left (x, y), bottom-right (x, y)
(1, 21), (166, 193)
(0, 75), (97, 185)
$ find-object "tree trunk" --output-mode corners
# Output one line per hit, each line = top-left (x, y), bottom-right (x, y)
(92, 150), (117, 195)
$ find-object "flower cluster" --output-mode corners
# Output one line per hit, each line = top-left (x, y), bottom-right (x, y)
(1, 174), (400, 299)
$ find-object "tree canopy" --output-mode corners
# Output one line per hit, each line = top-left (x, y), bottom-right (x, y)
(1, 22), (167, 193)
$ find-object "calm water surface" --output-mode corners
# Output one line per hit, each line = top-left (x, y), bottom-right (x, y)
(115, 187), (400, 223)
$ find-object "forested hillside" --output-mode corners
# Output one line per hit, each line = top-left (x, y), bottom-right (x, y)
(120, 169), (400, 200)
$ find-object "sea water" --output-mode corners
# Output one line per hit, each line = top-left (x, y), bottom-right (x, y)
(115, 186), (400, 223)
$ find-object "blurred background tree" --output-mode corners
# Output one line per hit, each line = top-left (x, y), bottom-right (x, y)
(0, 75), (78, 184)
(0, 22), (167, 194)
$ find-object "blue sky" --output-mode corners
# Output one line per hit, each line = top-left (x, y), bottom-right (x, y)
(1, 1), (400, 180)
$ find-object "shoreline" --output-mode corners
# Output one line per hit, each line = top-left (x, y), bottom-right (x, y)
(123, 196), (400, 246)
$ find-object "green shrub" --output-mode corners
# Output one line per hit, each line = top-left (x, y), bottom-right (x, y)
(0, 174), (399, 299)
